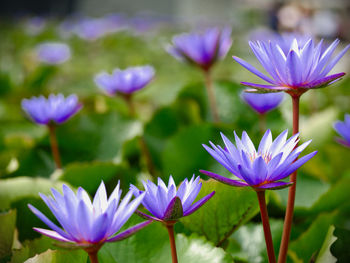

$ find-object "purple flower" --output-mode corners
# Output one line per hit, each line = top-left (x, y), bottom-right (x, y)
(233, 38), (349, 94)
(201, 130), (317, 190)
(334, 114), (350, 148)
(28, 182), (151, 247)
(130, 176), (215, 222)
(22, 94), (82, 125)
(74, 18), (108, 40)
(94, 66), (155, 96)
(36, 42), (71, 65)
(168, 27), (232, 71)
(241, 92), (284, 114)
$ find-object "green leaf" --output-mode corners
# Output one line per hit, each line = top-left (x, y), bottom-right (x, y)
(23, 248), (87, 263)
(99, 221), (232, 263)
(60, 161), (137, 194)
(180, 179), (259, 246)
(289, 212), (337, 262)
(273, 173), (330, 213)
(330, 227), (350, 263)
(10, 236), (54, 263)
(0, 177), (64, 210)
(0, 210), (16, 259)
(227, 220), (284, 263)
(315, 225), (337, 263)
(161, 124), (213, 182)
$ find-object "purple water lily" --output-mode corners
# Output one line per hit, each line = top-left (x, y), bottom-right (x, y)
(29, 182), (151, 248)
(94, 66), (155, 96)
(36, 42), (71, 65)
(22, 94), (82, 125)
(201, 130), (317, 190)
(233, 38), (349, 95)
(130, 176), (215, 222)
(168, 27), (232, 71)
(241, 92), (284, 115)
(334, 114), (350, 148)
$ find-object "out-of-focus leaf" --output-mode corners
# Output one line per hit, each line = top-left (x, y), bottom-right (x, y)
(315, 225), (337, 263)
(330, 227), (350, 263)
(309, 176), (350, 214)
(24, 248), (87, 263)
(273, 173), (330, 212)
(227, 220), (283, 263)
(300, 107), (338, 147)
(161, 124), (213, 182)
(289, 212), (337, 262)
(0, 177), (64, 209)
(0, 210), (16, 259)
(99, 220), (232, 263)
(181, 179), (259, 246)
(60, 161), (137, 194)
(10, 236), (53, 263)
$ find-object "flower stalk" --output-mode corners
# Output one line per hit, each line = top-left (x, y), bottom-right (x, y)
(204, 69), (220, 123)
(48, 124), (62, 169)
(165, 221), (178, 263)
(278, 94), (300, 263)
(257, 190), (276, 263)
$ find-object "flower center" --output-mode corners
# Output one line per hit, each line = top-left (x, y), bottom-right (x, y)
(249, 152), (272, 164)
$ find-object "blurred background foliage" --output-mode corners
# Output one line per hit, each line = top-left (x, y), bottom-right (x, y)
(0, 0), (350, 262)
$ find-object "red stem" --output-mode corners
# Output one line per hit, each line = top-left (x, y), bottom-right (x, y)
(88, 251), (99, 263)
(165, 222), (178, 263)
(48, 124), (62, 169)
(203, 69), (220, 123)
(278, 95), (300, 263)
(257, 191), (276, 263)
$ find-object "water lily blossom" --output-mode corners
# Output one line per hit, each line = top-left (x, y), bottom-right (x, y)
(36, 42), (71, 65)
(233, 38), (349, 95)
(201, 130), (317, 190)
(334, 114), (350, 148)
(130, 175), (214, 222)
(29, 182), (151, 261)
(168, 27), (232, 71)
(241, 92), (284, 115)
(94, 65), (155, 96)
(22, 94), (82, 126)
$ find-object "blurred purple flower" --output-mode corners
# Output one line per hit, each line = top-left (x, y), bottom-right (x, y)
(22, 94), (82, 125)
(74, 18), (108, 40)
(94, 66), (155, 96)
(334, 114), (350, 148)
(24, 17), (46, 36)
(168, 27), (232, 71)
(29, 182), (151, 247)
(130, 176), (215, 222)
(233, 38), (349, 94)
(201, 130), (317, 190)
(36, 42), (71, 65)
(241, 92), (284, 114)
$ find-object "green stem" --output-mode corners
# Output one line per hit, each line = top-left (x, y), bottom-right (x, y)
(203, 69), (220, 123)
(48, 124), (62, 169)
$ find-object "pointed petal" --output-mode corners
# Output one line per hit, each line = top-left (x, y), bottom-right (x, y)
(256, 181), (293, 190)
(183, 191), (215, 216)
(107, 220), (153, 242)
(33, 228), (72, 242)
(199, 170), (248, 187)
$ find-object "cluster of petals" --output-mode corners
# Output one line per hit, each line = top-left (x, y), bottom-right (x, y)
(36, 42), (71, 65)
(29, 182), (151, 245)
(130, 176), (215, 221)
(241, 92), (284, 115)
(334, 114), (350, 148)
(201, 130), (317, 190)
(233, 38), (350, 93)
(168, 27), (232, 71)
(21, 94), (82, 125)
(94, 65), (155, 95)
